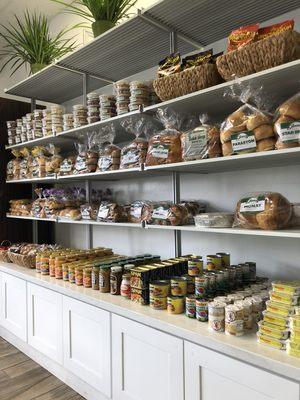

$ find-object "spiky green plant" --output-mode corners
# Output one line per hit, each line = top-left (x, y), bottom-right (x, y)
(0, 11), (78, 76)
(51, 0), (138, 25)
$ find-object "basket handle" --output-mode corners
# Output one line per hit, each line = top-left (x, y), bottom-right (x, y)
(1, 240), (11, 247)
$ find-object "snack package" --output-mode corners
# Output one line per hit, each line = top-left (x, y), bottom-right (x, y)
(97, 202), (128, 223)
(141, 202), (188, 226)
(45, 144), (62, 177)
(31, 188), (46, 218)
(80, 203), (99, 220)
(258, 20), (294, 41)
(9, 199), (32, 216)
(220, 86), (275, 156)
(30, 146), (47, 178)
(157, 53), (181, 78)
(274, 93), (300, 149)
(58, 207), (82, 221)
(128, 200), (148, 223)
(233, 192), (292, 230)
(6, 159), (14, 181)
(59, 155), (76, 176)
(43, 189), (65, 219)
(181, 114), (222, 160)
(10, 150), (21, 180)
(146, 108), (183, 166)
(96, 125), (121, 172)
(19, 148), (32, 179)
(182, 49), (213, 70)
(227, 24), (259, 52)
(120, 116), (155, 169)
(74, 134), (98, 174)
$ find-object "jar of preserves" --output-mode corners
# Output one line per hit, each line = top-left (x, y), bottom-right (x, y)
(92, 266), (100, 290)
(99, 265), (111, 293)
(68, 265), (76, 283)
(55, 265), (63, 279)
(110, 266), (122, 295)
(75, 266), (84, 286)
(120, 273), (131, 299)
(62, 263), (69, 281)
(83, 267), (92, 288)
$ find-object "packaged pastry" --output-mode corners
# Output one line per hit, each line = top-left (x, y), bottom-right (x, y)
(265, 300), (296, 317)
(128, 200), (147, 223)
(120, 116), (153, 169)
(86, 92), (100, 124)
(129, 81), (150, 111)
(6, 159), (14, 181)
(97, 202), (128, 223)
(181, 114), (221, 160)
(95, 125), (121, 172)
(31, 188), (46, 218)
(180, 201), (206, 224)
(194, 212), (234, 228)
(257, 332), (287, 350)
(80, 203), (99, 220)
(146, 108), (183, 166)
(262, 311), (290, 328)
(274, 93), (300, 149)
(258, 321), (289, 340)
(227, 24), (259, 52)
(114, 80), (130, 115)
(157, 53), (181, 78)
(9, 199), (32, 216)
(43, 189), (65, 219)
(233, 192), (292, 230)
(51, 105), (64, 134)
(272, 281), (300, 296)
(19, 148), (32, 179)
(73, 104), (88, 128)
(59, 155), (76, 176)
(58, 207), (82, 221)
(141, 202), (188, 226)
(74, 135), (98, 174)
(182, 49), (213, 70)
(100, 95), (116, 120)
(45, 145), (62, 177)
(257, 20), (294, 41)
(30, 146), (47, 178)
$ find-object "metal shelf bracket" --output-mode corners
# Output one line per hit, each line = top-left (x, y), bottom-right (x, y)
(172, 171), (182, 257)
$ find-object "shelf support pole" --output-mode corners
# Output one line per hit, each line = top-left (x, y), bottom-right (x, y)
(82, 73), (88, 106)
(85, 180), (93, 249)
(31, 183), (38, 244)
(170, 30), (178, 54)
(172, 172), (182, 257)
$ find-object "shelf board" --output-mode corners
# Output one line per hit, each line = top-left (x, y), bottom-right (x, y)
(57, 219), (141, 228)
(145, 224), (300, 238)
(6, 214), (56, 222)
(57, 167), (141, 182)
(6, 176), (57, 184)
(5, 0), (299, 103)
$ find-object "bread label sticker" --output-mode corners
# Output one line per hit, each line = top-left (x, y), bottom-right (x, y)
(98, 206), (109, 219)
(98, 156), (112, 171)
(231, 131), (256, 153)
(279, 121), (300, 143)
(75, 156), (87, 171)
(122, 152), (139, 165)
(60, 159), (73, 173)
(152, 206), (169, 219)
(81, 209), (91, 220)
(185, 127), (207, 156)
(131, 206), (142, 219)
(240, 196), (265, 213)
(151, 144), (169, 159)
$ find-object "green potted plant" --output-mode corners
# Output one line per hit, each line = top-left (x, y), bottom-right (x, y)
(51, 0), (138, 38)
(0, 11), (78, 76)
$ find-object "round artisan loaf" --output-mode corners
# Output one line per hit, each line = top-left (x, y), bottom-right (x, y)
(255, 192), (292, 230)
(227, 110), (247, 126)
(274, 115), (295, 135)
(254, 124), (274, 141)
(257, 138), (276, 152)
(278, 97), (300, 120)
(246, 113), (272, 131)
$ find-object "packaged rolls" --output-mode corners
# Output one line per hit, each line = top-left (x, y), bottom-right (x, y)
(274, 93), (300, 149)
(233, 192), (292, 230)
(95, 125), (121, 172)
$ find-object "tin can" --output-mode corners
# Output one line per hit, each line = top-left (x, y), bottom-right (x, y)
(225, 320), (244, 336)
(188, 257), (203, 276)
(167, 296), (184, 314)
(170, 277), (187, 297)
(227, 267), (237, 289)
(149, 280), (170, 297)
(196, 299), (208, 322)
(232, 265), (243, 287)
(246, 261), (256, 282)
(216, 252), (230, 268)
(205, 271), (216, 293)
(208, 301), (226, 332)
(185, 295), (197, 318)
(206, 255), (222, 270)
(182, 274), (195, 294)
(215, 271), (225, 290)
(239, 263), (250, 284)
(195, 275), (209, 297)
(225, 304), (244, 322)
(150, 295), (167, 310)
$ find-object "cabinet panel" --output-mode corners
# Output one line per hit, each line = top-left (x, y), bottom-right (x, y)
(0, 272), (27, 341)
(112, 314), (184, 400)
(62, 296), (111, 398)
(27, 283), (62, 363)
(185, 341), (299, 400)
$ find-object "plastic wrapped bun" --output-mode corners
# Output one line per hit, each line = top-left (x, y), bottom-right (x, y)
(233, 192), (292, 230)
(95, 124), (121, 172)
(141, 202), (188, 226)
(274, 93), (300, 150)
(181, 114), (221, 161)
(146, 108), (183, 166)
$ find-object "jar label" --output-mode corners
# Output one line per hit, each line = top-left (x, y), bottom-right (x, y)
(231, 131), (256, 153)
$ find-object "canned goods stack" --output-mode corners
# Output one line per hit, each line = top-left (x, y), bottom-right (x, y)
(87, 92), (100, 124)
(257, 281), (300, 357)
(100, 95), (117, 120)
(150, 280), (170, 310)
(6, 120), (17, 146)
(129, 81), (150, 112)
(73, 104), (88, 128)
(208, 301), (226, 332)
(225, 304), (244, 336)
(114, 81), (130, 115)
(51, 105), (64, 134)
(63, 114), (74, 131)
(33, 109), (43, 139)
(168, 276), (187, 314)
(42, 110), (52, 136)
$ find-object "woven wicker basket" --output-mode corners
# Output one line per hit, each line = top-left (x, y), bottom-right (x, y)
(8, 252), (36, 269)
(216, 30), (300, 81)
(153, 63), (222, 101)
(0, 251), (11, 263)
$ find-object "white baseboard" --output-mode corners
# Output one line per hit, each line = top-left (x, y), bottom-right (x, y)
(0, 327), (110, 400)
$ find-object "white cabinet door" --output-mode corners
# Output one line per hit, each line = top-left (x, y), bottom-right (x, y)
(62, 296), (111, 398)
(0, 272), (27, 341)
(185, 341), (299, 400)
(27, 283), (63, 363)
(112, 314), (184, 400)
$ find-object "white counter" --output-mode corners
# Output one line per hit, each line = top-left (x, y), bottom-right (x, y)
(0, 262), (299, 383)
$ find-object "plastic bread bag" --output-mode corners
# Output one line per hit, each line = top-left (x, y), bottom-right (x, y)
(220, 84), (275, 157)
(45, 144), (62, 177)
(19, 148), (32, 179)
(146, 108), (184, 166)
(31, 188), (46, 218)
(95, 124), (121, 172)
(129, 200), (148, 223)
(233, 192), (292, 230)
(43, 188), (65, 218)
(180, 200), (207, 224)
(31, 146), (48, 178)
(274, 93), (300, 150)
(97, 201), (128, 223)
(141, 202), (188, 226)
(80, 203), (99, 220)
(120, 115), (156, 169)
(73, 134), (98, 174)
(58, 207), (82, 221)
(181, 113), (222, 161)
(10, 150), (21, 180)
(59, 154), (76, 176)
